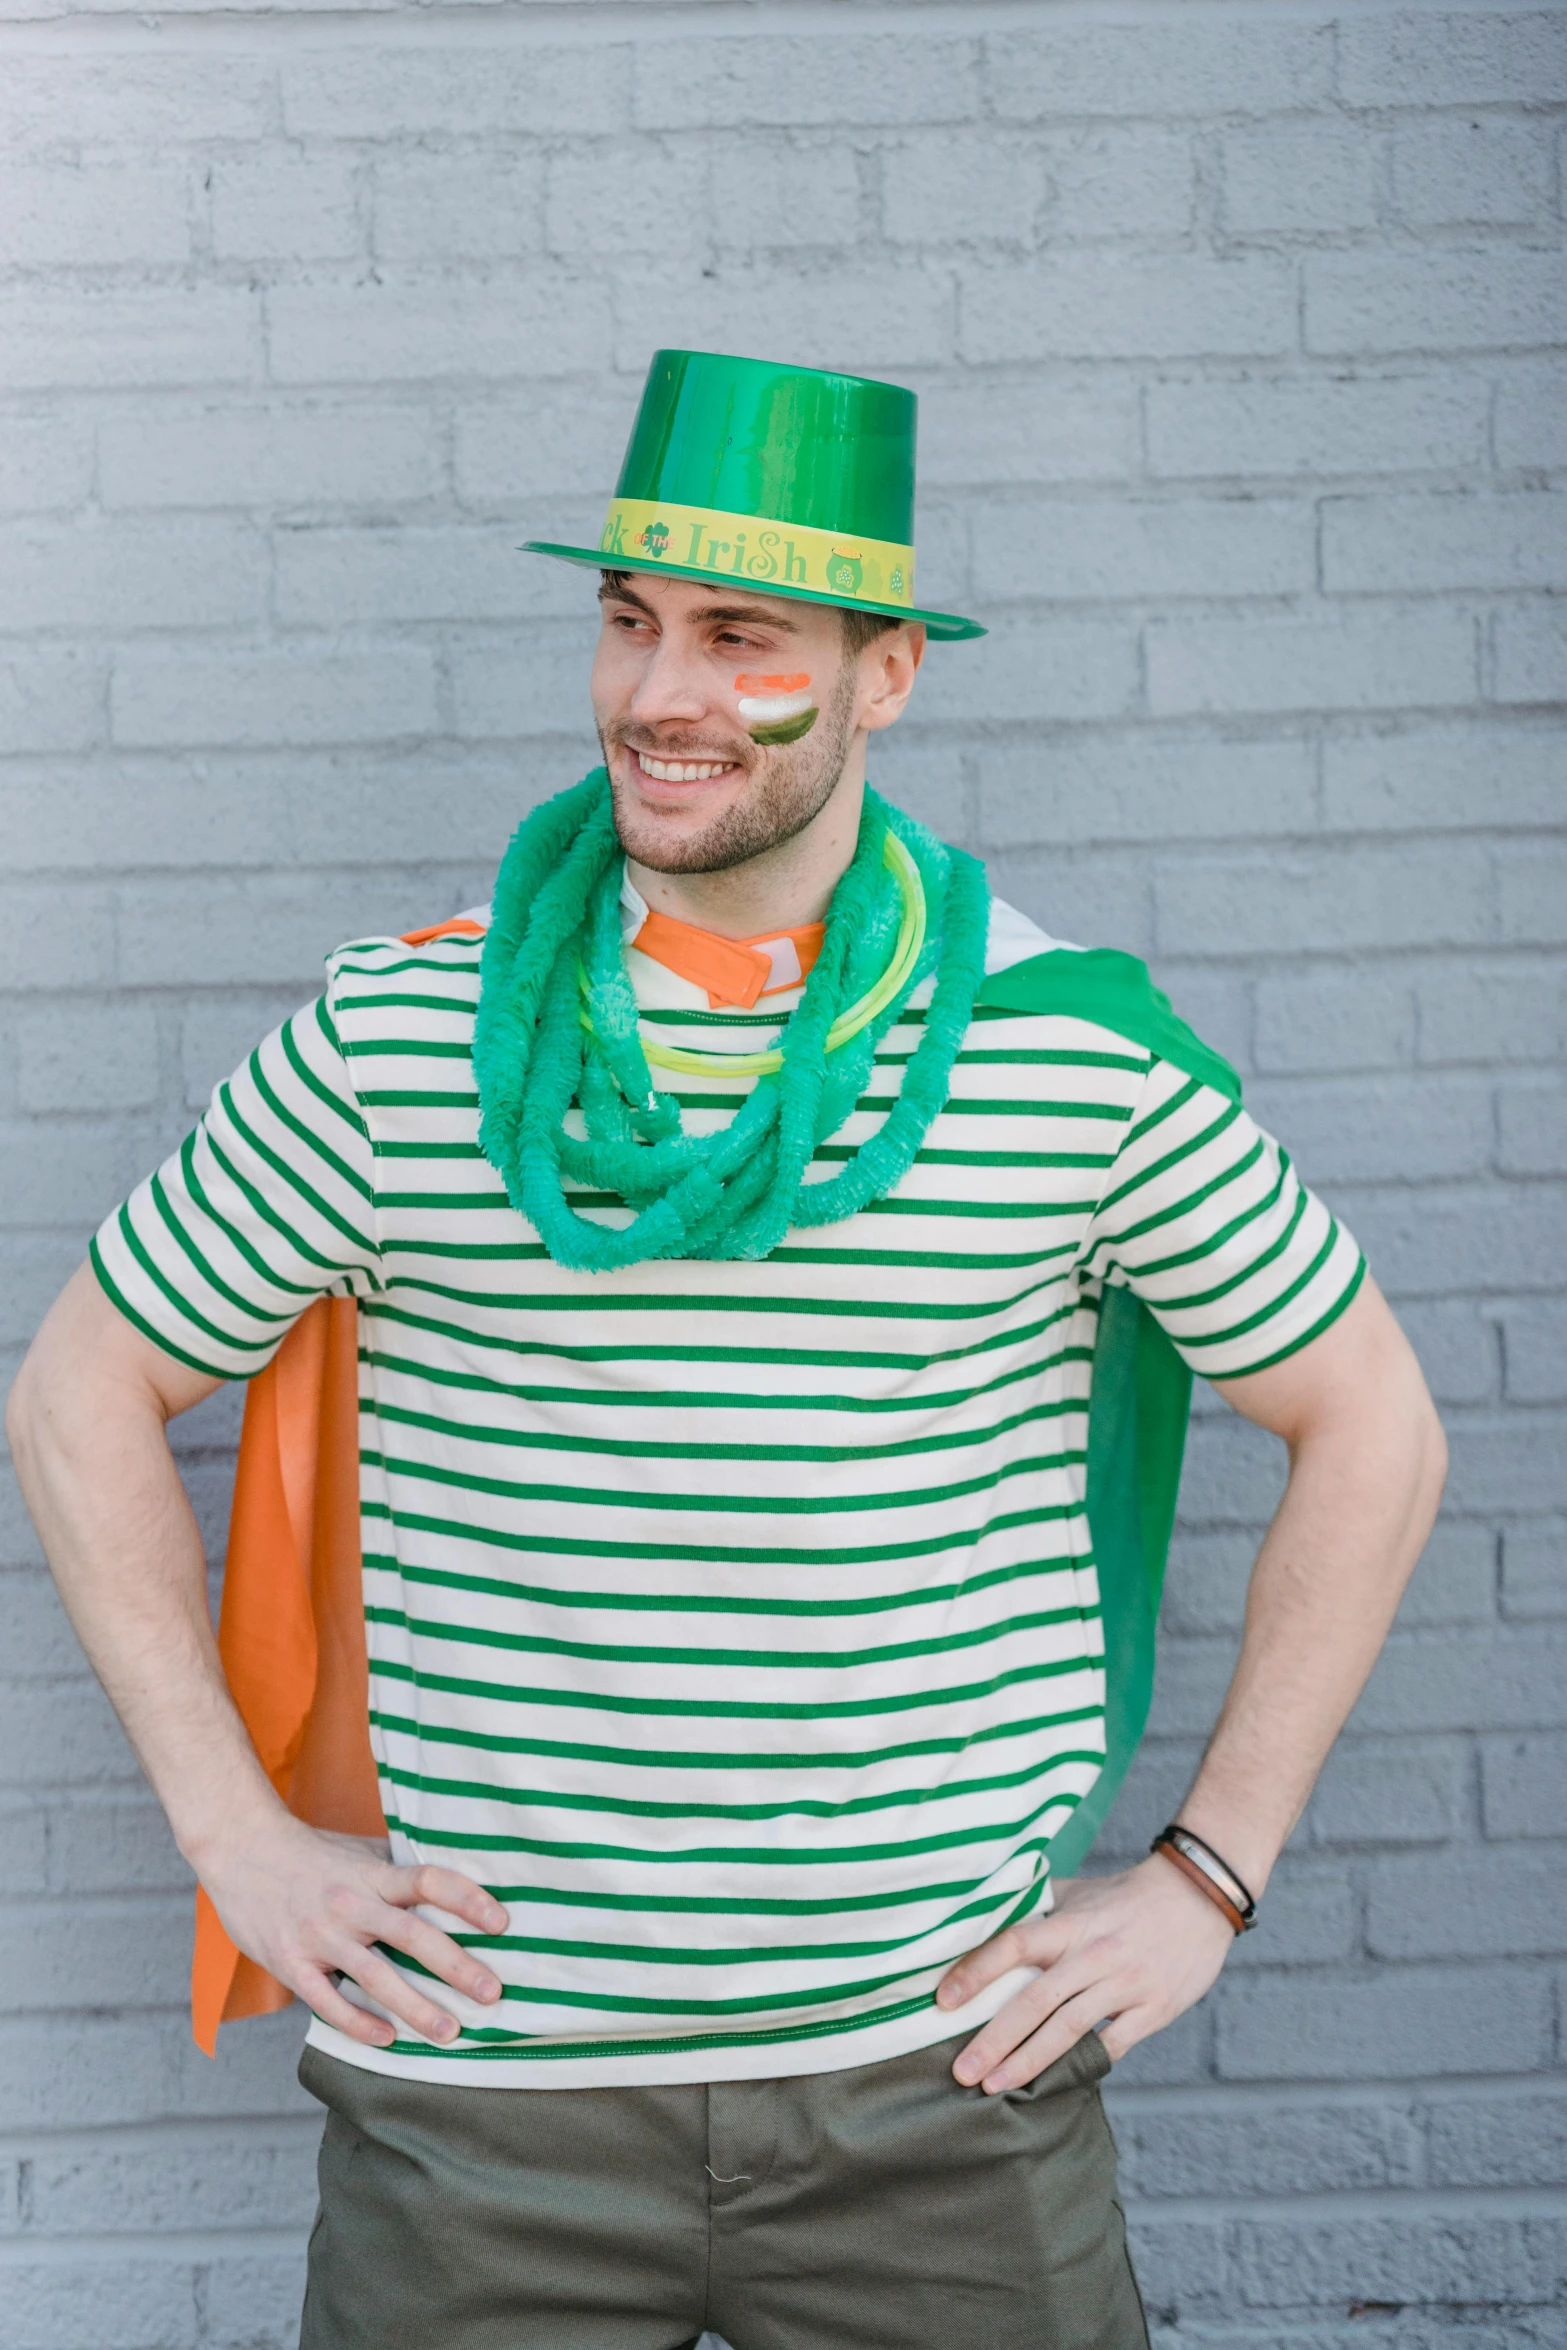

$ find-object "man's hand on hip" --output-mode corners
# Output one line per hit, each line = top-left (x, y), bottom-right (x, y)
(6, 1271), (511, 2057)
(935, 1858), (1233, 2093)
(199, 1815), (511, 2050)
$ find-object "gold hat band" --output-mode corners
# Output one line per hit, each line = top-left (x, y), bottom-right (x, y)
(597, 497), (916, 610)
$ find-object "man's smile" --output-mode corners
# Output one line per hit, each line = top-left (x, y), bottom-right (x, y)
(629, 746), (745, 787)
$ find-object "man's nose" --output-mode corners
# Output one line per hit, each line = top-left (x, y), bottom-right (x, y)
(628, 639), (714, 728)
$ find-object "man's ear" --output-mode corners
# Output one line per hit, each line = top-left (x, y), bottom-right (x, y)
(860, 625), (926, 735)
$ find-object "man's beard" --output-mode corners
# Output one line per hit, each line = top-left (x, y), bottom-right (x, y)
(601, 661), (857, 875)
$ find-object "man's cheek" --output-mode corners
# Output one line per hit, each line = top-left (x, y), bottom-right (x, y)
(735, 673), (818, 745)
(590, 633), (642, 709)
(587, 656), (618, 729)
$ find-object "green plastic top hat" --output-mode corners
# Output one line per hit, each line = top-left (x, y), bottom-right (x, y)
(524, 349), (984, 641)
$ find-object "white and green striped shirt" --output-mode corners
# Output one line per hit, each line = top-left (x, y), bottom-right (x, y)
(94, 886), (1363, 2088)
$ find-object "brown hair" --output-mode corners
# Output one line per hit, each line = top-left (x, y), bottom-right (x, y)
(838, 606), (901, 655)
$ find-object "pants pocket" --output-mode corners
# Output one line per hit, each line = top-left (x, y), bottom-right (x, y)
(1005, 2025), (1111, 2103)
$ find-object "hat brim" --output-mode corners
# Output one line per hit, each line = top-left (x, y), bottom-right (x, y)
(521, 541), (986, 641)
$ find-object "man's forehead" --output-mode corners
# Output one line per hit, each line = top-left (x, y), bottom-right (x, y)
(598, 571), (810, 633)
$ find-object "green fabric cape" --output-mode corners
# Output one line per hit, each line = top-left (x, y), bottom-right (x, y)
(973, 948), (1241, 1875)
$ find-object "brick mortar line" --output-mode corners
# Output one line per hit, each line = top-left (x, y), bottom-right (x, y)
(0, 2228), (309, 2263)
(0, 0), (1557, 54)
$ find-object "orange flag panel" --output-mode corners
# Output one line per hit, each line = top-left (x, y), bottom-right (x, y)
(191, 916), (484, 2051)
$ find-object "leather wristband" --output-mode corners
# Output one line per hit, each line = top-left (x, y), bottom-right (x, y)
(1150, 1824), (1258, 1934)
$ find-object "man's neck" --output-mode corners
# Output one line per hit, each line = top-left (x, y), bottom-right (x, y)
(625, 766), (866, 942)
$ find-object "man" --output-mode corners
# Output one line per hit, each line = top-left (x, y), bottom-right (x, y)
(9, 350), (1445, 2349)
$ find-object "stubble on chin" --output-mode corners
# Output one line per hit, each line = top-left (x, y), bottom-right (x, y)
(603, 669), (856, 877)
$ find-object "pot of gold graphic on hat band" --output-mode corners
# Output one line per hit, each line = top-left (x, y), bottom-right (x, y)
(523, 348), (985, 642)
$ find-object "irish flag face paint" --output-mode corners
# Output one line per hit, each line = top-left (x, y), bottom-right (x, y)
(735, 673), (818, 746)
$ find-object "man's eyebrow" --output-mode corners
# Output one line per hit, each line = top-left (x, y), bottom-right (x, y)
(598, 577), (657, 615)
(692, 601), (802, 632)
(596, 579), (801, 633)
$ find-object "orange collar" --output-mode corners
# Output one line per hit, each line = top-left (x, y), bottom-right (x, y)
(631, 907), (824, 1010)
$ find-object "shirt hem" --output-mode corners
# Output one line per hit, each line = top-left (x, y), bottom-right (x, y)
(302, 1964), (1039, 2091)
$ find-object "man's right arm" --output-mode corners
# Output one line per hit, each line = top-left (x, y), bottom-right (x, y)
(6, 1262), (507, 2049)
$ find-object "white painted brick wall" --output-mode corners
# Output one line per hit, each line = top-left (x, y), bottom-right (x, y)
(0, 3), (1562, 2345)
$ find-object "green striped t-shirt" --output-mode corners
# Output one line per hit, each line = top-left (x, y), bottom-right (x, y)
(92, 886), (1363, 2088)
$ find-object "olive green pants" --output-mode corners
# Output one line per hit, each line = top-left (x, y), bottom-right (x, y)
(298, 2028), (1148, 2350)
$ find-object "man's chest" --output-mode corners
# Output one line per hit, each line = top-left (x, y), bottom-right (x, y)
(357, 1009), (1144, 1306)
(349, 1067), (1127, 1487)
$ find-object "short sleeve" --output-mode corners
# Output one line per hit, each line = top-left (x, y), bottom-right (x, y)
(1079, 1056), (1365, 1381)
(90, 991), (381, 1381)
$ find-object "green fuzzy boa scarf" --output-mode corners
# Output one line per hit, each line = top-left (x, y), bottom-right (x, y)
(472, 768), (990, 1271)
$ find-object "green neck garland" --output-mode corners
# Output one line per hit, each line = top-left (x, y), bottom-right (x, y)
(473, 769), (990, 1271)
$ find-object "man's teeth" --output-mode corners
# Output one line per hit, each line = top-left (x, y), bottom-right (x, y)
(638, 753), (734, 783)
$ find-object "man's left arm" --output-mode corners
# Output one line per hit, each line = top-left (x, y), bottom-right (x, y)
(937, 1273), (1446, 2091)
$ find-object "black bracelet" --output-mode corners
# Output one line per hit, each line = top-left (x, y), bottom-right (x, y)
(1151, 1823), (1259, 1930)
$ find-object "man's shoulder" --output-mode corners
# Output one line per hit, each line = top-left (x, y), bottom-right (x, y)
(977, 895), (1240, 1105)
(321, 909), (491, 1048)
(325, 908), (491, 982)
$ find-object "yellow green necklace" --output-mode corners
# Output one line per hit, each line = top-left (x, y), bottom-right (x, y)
(473, 770), (989, 1271)
(577, 827), (926, 1083)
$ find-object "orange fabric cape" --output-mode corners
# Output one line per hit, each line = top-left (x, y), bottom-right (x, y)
(191, 919), (482, 2054)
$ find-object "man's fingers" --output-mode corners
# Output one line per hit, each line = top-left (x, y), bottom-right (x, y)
(298, 1872), (502, 2014)
(289, 1963), (396, 2050)
(198, 1833), (513, 2042)
(382, 1861), (509, 1935)
(293, 1924), (480, 2050)
(373, 1905), (503, 2005)
(1097, 2005), (1160, 2065)
(951, 1961), (1098, 2086)
(966, 1990), (1106, 2096)
(939, 1858), (1238, 2090)
(336, 1944), (468, 2047)
(936, 1914), (1071, 2012)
